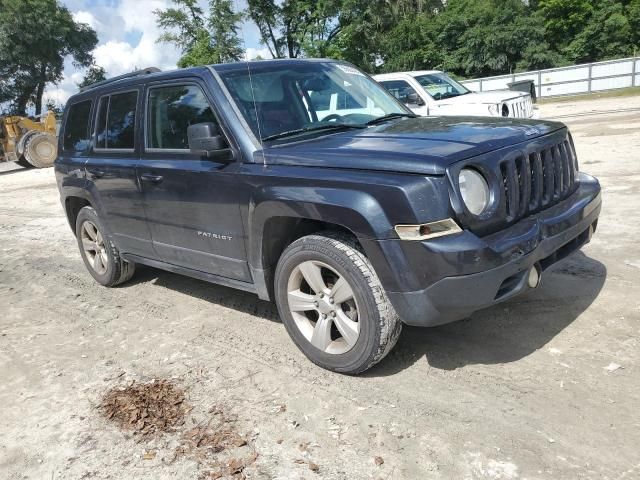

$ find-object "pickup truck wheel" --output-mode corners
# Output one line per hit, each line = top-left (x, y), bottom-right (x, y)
(275, 233), (401, 374)
(75, 206), (135, 287)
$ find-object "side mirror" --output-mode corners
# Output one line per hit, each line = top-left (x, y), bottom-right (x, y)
(404, 92), (425, 106)
(187, 122), (233, 161)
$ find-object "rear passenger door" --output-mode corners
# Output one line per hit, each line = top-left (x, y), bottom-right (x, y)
(137, 80), (250, 282)
(85, 88), (152, 256)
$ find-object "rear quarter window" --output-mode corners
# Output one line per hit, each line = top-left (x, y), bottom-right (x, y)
(63, 100), (93, 152)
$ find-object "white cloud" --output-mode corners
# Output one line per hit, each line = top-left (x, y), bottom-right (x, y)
(245, 47), (273, 61)
(47, 0), (182, 105)
(46, 0), (266, 107)
(72, 10), (100, 31)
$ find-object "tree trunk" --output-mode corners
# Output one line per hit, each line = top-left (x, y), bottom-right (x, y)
(34, 65), (47, 116)
(15, 90), (31, 116)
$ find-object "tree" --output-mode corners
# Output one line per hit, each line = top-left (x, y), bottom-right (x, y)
(155, 0), (243, 67)
(537, 0), (640, 63)
(246, 0), (343, 59)
(355, 0), (563, 77)
(45, 98), (64, 116)
(0, 0), (97, 115)
(78, 65), (107, 89)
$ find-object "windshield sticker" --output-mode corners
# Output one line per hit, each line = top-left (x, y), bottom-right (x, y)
(336, 64), (365, 76)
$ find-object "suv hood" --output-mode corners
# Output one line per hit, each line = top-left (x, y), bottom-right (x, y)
(261, 116), (565, 175)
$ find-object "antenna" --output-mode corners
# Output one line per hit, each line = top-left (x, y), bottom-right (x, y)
(234, 0), (265, 165)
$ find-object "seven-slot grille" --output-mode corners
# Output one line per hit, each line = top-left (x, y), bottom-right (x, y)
(500, 138), (578, 222)
(506, 96), (533, 118)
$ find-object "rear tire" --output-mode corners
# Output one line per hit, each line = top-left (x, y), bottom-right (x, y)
(75, 206), (135, 287)
(23, 132), (57, 168)
(274, 232), (401, 374)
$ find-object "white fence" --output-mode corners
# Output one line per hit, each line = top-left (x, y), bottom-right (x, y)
(461, 57), (640, 99)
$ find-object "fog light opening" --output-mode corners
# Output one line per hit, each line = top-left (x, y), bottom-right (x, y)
(528, 264), (541, 288)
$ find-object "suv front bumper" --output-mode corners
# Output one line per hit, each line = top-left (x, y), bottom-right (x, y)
(372, 173), (601, 327)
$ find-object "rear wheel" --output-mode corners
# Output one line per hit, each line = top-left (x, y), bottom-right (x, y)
(22, 132), (57, 168)
(274, 232), (401, 374)
(75, 206), (135, 287)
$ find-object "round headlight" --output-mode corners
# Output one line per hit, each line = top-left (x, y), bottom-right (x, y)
(459, 168), (490, 216)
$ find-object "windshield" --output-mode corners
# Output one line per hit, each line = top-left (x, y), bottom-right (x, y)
(217, 61), (410, 142)
(414, 73), (470, 101)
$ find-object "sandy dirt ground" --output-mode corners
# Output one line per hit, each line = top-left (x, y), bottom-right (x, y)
(1, 95), (639, 480)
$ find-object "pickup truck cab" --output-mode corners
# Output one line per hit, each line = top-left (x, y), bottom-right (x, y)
(55, 59), (601, 374)
(375, 70), (535, 119)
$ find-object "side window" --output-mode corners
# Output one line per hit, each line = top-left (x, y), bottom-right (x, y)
(380, 80), (419, 104)
(95, 96), (108, 148)
(95, 91), (138, 150)
(147, 84), (217, 150)
(63, 100), (93, 152)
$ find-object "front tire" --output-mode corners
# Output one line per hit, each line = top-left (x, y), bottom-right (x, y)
(75, 206), (135, 287)
(274, 232), (401, 374)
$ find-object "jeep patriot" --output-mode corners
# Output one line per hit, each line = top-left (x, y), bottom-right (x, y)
(55, 60), (601, 374)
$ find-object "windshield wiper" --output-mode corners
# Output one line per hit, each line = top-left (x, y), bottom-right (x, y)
(366, 112), (416, 126)
(262, 123), (365, 142)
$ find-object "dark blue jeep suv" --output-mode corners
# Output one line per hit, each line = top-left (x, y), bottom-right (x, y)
(55, 59), (601, 373)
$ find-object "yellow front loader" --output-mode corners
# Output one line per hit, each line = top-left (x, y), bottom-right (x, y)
(0, 112), (58, 168)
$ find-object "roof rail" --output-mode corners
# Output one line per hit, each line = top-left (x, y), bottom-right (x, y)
(79, 67), (161, 92)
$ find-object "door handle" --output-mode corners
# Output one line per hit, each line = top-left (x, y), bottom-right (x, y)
(87, 169), (105, 178)
(140, 173), (164, 184)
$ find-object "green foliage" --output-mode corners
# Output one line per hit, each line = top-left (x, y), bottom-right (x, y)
(246, 0), (342, 59)
(538, 0), (638, 63)
(0, 0), (97, 115)
(155, 0), (243, 67)
(327, 0), (640, 77)
(45, 98), (64, 116)
(78, 65), (107, 89)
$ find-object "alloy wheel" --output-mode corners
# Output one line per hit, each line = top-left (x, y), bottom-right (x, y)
(287, 260), (360, 354)
(80, 220), (108, 275)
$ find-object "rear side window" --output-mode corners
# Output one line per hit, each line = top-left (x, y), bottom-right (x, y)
(63, 100), (93, 151)
(147, 84), (217, 150)
(95, 91), (138, 150)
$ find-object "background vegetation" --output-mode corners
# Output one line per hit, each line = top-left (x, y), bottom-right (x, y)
(158, 0), (640, 77)
(1, 0), (639, 114)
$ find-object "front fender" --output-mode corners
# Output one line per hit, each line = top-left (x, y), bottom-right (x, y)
(247, 185), (392, 269)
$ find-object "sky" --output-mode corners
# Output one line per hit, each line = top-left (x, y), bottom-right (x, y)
(46, 0), (271, 105)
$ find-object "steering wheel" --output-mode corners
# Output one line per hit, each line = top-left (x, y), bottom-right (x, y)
(322, 113), (343, 122)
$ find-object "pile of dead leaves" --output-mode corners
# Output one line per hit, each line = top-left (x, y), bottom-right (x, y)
(176, 409), (257, 479)
(100, 379), (187, 437)
(180, 424), (248, 454)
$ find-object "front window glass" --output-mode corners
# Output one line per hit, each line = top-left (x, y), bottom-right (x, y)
(218, 61), (409, 142)
(414, 73), (470, 101)
(147, 85), (217, 149)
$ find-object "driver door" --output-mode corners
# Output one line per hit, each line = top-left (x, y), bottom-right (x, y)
(138, 80), (250, 282)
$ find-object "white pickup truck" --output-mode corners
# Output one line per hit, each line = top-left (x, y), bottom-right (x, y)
(374, 70), (535, 119)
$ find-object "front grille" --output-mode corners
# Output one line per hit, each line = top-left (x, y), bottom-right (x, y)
(507, 97), (533, 118)
(500, 138), (578, 222)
